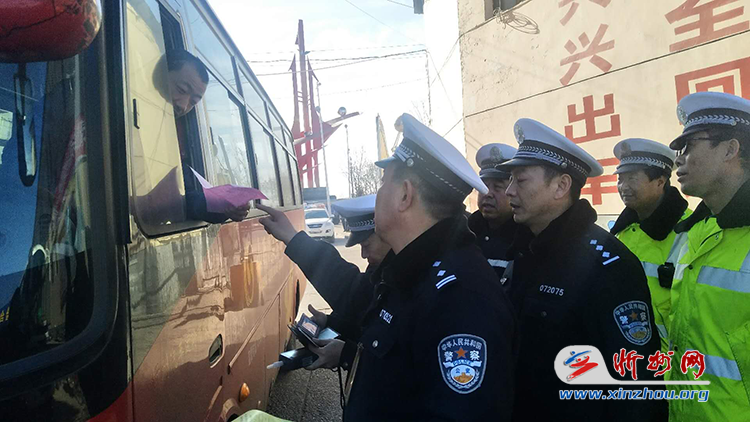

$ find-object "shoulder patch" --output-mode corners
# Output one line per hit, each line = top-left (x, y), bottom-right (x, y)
(613, 300), (652, 346)
(438, 334), (487, 394)
(589, 238), (619, 265)
(436, 274), (457, 290)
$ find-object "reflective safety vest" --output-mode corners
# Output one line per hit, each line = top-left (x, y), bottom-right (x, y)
(612, 186), (690, 352)
(615, 209), (691, 352)
(666, 201), (750, 421)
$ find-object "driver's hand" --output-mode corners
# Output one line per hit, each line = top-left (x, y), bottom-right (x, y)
(226, 203), (251, 222)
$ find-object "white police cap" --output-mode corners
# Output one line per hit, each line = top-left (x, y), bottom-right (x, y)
(375, 113), (488, 198)
(332, 194), (376, 247)
(497, 118), (603, 184)
(672, 92), (750, 150)
(613, 138), (675, 175)
(475, 143), (517, 180)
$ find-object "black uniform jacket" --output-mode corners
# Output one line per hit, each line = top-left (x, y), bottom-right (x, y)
(504, 200), (663, 421)
(285, 232), (375, 339)
(343, 216), (517, 422)
(467, 210), (519, 279)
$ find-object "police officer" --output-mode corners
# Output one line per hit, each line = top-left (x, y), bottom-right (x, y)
(258, 195), (390, 327)
(610, 138), (690, 352)
(665, 92), (750, 421)
(468, 143), (520, 279)
(336, 114), (516, 421)
(497, 119), (662, 421)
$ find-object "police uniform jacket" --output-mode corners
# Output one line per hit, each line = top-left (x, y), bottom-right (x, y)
(504, 199), (663, 421)
(285, 232), (376, 339)
(343, 216), (517, 421)
(467, 210), (518, 279)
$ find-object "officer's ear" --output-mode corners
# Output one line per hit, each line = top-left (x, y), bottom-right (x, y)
(552, 173), (573, 201)
(722, 138), (742, 163)
(398, 177), (417, 212)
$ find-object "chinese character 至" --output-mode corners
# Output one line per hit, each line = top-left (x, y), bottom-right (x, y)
(680, 350), (706, 379)
(560, 24), (615, 86)
(666, 0), (749, 53)
(647, 350), (675, 377)
(613, 348), (644, 380)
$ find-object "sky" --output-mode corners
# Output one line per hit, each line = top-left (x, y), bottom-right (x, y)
(208, 0), (428, 199)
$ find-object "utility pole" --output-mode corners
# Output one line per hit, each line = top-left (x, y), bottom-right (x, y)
(345, 124), (352, 198)
(316, 82), (331, 215)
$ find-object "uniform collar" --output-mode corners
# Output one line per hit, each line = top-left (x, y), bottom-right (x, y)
(508, 199), (597, 257)
(376, 215), (475, 288)
(467, 210), (518, 241)
(610, 187), (688, 241)
(675, 179), (750, 232)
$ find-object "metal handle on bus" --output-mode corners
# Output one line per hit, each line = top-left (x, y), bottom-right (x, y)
(208, 334), (223, 366)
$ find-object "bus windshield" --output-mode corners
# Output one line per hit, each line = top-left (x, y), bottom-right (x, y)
(0, 48), (99, 365)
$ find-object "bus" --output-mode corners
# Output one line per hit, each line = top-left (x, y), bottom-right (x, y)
(0, 0), (307, 420)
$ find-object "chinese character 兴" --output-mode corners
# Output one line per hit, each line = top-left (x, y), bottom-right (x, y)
(613, 348), (644, 380)
(560, 25), (615, 86)
(680, 350), (706, 379)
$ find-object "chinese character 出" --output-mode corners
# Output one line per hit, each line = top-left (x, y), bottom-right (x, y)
(564, 94), (621, 144)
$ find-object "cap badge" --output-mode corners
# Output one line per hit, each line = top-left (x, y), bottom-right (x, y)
(620, 141), (632, 157)
(490, 146), (503, 161)
(677, 106), (688, 125)
(514, 123), (525, 143)
(406, 158), (415, 167)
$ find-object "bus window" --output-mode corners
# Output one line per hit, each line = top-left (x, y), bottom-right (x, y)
(247, 114), (281, 206)
(239, 71), (267, 122)
(0, 50), (99, 365)
(126, 0), (188, 233)
(185, 0), (235, 88)
(274, 141), (294, 207)
(202, 76), (254, 189)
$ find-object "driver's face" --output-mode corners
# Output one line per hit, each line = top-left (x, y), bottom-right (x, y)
(168, 63), (207, 117)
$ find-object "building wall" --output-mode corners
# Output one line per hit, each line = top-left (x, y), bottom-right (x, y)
(457, 0), (750, 218)
(424, 0), (466, 152)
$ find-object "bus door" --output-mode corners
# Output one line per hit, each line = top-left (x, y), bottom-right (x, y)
(124, 0), (227, 421)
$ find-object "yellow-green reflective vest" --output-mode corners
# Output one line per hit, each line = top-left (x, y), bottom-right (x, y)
(616, 209), (691, 352)
(666, 200), (750, 421)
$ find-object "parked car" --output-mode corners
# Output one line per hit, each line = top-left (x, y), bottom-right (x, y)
(304, 209), (335, 241)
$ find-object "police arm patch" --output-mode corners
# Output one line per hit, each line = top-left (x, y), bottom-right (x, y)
(437, 334), (487, 394)
(613, 300), (653, 346)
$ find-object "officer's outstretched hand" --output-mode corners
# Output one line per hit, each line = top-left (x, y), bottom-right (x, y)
(308, 304), (328, 328)
(257, 204), (298, 244)
(226, 203), (252, 222)
(306, 338), (345, 370)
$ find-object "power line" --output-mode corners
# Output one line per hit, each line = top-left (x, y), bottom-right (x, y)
(248, 49), (425, 64)
(324, 77), (426, 95)
(253, 49), (427, 76)
(341, 0), (423, 45)
(247, 43), (424, 55)
(385, 0), (413, 8)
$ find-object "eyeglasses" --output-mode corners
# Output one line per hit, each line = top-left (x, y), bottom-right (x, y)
(676, 137), (713, 157)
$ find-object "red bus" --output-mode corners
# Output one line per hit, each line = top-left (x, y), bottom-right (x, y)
(0, 0), (307, 420)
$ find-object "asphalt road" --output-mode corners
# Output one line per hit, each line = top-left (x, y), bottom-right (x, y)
(266, 225), (366, 422)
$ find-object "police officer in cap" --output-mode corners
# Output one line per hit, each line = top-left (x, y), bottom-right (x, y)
(258, 196), (391, 361)
(665, 92), (750, 421)
(497, 118), (662, 421)
(338, 114), (516, 421)
(610, 138), (690, 352)
(468, 143), (520, 279)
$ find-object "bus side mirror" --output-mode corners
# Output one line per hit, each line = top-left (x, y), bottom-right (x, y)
(0, 0), (102, 63)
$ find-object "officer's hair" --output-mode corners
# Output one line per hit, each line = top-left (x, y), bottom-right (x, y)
(166, 49), (209, 84)
(709, 128), (750, 171)
(542, 166), (582, 201)
(643, 167), (671, 189)
(390, 164), (466, 221)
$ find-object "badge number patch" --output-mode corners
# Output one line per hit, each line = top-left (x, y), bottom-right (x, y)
(613, 300), (652, 346)
(438, 334), (487, 394)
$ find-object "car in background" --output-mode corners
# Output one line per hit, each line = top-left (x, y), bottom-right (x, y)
(305, 209), (335, 241)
